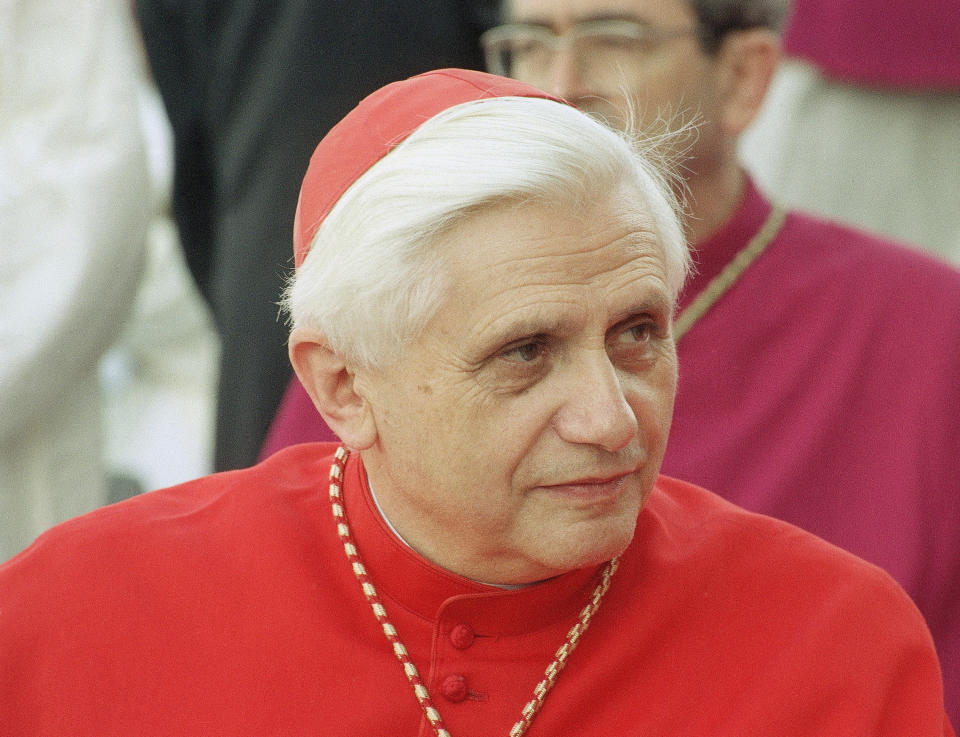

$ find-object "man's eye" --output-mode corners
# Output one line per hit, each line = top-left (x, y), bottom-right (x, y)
(514, 38), (547, 56)
(617, 322), (654, 345)
(587, 32), (646, 52)
(501, 340), (544, 363)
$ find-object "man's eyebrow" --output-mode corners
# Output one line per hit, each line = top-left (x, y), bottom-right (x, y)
(484, 314), (569, 346)
(509, 12), (652, 28)
(478, 288), (673, 346)
(612, 294), (674, 325)
(578, 12), (652, 24)
(467, 311), (571, 360)
(503, 16), (555, 30)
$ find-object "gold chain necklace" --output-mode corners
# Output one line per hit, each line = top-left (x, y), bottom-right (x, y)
(328, 446), (619, 737)
(322, 206), (781, 733)
(674, 205), (786, 340)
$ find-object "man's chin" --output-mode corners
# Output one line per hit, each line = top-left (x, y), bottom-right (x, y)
(554, 514), (638, 572)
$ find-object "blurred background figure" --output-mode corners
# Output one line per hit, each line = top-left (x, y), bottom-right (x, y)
(1, 0), (153, 561)
(98, 77), (219, 502)
(741, 0), (960, 266)
(135, 0), (499, 472)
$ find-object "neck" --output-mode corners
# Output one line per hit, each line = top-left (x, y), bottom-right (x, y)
(361, 452), (562, 586)
(367, 474), (535, 589)
(682, 163), (746, 245)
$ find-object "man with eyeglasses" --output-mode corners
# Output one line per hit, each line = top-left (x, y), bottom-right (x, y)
(481, 0), (960, 723)
(482, 1), (779, 244)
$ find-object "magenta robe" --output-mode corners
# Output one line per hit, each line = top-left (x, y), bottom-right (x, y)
(261, 180), (960, 721)
(783, 0), (960, 89)
(666, 180), (960, 720)
(0, 444), (951, 734)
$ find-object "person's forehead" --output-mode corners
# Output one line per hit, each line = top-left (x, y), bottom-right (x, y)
(435, 193), (670, 323)
(507, 0), (696, 27)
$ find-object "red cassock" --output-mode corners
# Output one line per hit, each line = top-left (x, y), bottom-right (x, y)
(260, 177), (960, 724)
(0, 444), (952, 736)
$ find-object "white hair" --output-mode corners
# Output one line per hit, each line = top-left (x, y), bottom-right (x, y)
(285, 96), (690, 368)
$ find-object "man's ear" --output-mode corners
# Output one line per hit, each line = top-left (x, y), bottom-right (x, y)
(288, 327), (377, 450)
(716, 28), (780, 136)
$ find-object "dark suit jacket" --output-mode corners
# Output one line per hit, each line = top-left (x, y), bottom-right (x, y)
(136, 0), (496, 470)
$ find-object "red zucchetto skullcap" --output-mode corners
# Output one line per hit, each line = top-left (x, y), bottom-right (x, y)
(292, 68), (566, 269)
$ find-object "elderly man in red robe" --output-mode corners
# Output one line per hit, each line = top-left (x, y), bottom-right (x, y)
(0, 70), (952, 735)
(262, 0), (960, 723)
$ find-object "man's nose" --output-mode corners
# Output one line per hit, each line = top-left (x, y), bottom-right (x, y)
(552, 353), (638, 453)
(546, 46), (592, 102)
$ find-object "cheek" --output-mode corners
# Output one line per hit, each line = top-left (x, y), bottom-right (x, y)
(628, 360), (677, 431)
(632, 60), (708, 119)
(368, 370), (455, 469)
(408, 382), (529, 485)
(474, 391), (565, 484)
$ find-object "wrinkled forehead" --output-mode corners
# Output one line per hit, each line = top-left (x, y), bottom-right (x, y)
(437, 187), (672, 307)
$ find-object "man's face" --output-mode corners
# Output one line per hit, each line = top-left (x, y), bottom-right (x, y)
(501, 0), (725, 170)
(356, 184), (677, 585)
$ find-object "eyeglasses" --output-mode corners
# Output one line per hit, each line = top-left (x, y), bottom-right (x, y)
(482, 19), (705, 91)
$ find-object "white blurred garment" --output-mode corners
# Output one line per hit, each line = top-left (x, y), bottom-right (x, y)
(0, 0), (152, 561)
(99, 84), (219, 496)
(741, 59), (960, 267)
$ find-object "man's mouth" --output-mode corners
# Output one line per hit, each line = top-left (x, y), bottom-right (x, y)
(540, 470), (636, 503)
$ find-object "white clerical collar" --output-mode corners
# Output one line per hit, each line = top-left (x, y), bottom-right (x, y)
(366, 474), (531, 590)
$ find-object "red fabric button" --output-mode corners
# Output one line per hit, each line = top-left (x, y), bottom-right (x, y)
(441, 674), (468, 703)
(449, 623), (475, 650)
